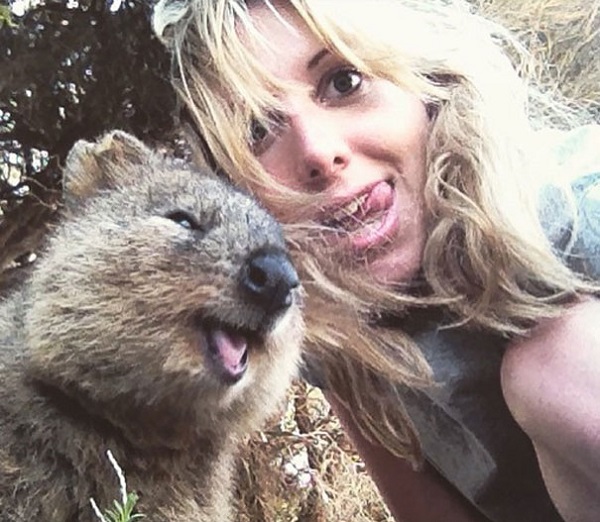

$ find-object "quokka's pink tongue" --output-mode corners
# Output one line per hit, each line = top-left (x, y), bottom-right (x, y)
(210, 329), (248, 376)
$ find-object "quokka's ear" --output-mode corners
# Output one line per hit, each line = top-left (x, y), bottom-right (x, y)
(62, 130), (153, 208)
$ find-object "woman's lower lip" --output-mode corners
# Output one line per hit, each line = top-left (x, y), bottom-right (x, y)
(349, 181), (399, 252)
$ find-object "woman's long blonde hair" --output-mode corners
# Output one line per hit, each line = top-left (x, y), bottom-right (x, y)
(153, 0), (597, 463)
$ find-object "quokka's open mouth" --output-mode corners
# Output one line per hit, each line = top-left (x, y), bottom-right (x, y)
(194, 316), (263, 385)
(206, 327), (250, 384)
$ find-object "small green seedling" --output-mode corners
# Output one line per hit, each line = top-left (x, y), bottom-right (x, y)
(89, 450), (145, 522)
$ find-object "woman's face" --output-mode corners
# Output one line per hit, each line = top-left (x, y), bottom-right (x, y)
(246, 3), (431, 283)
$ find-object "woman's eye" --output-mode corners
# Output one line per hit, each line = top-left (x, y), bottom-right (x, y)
(322, 68), (363, 99)
(164, 210), (203, 231)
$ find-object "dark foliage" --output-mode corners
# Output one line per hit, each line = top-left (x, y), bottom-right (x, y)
(0, 0), (179, 274)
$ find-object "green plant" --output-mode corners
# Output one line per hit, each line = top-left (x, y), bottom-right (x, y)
(89, 450), (145, 522)
(0, 5), (15, 28)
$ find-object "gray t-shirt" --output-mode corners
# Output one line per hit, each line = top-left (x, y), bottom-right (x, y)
(403, 170), (600, 522)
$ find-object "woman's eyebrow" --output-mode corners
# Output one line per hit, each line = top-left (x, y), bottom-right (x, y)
(307, 49), (330, 70)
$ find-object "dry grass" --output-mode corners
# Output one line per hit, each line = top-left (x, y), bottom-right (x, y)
(476, 0), (600, 110)
(234, 3), (600, 521)
(235, 381), (393, 522)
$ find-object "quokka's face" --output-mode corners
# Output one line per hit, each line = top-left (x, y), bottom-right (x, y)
(27, 151), (304, 439)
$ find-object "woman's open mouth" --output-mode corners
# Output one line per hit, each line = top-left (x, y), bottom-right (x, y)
(321, 180), (399, 252)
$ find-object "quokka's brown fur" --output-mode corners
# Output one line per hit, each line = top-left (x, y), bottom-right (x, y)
(0, 131), (304, 521)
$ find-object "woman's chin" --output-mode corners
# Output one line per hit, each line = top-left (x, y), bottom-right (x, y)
(366, 247), (422, 285)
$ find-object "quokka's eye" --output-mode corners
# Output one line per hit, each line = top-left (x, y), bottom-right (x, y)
(164, 210), (203, 231)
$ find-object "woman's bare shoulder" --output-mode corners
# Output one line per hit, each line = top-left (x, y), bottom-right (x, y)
(501, 298), (600, 521)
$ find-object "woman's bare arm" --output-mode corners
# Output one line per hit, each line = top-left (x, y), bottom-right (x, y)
(327, 393), (489, 522)
(501, 298), (600, 522)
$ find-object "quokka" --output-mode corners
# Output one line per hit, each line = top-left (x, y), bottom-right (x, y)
(0, 130), (304, 521)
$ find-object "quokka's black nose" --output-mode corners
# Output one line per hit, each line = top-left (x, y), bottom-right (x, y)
(242, 250), (299, 314)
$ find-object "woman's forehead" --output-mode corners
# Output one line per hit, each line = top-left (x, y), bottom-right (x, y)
(244, 1), (311, 47)
(241, 1), (327, 80)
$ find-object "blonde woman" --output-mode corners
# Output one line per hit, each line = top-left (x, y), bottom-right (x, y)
(152, 1), (600, 521)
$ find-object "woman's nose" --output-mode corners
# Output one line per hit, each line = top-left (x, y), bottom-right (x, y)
(286, 108), (351, 189)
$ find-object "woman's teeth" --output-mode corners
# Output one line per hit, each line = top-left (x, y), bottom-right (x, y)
(320, 180), (397, 251)
(326, 192), (369, 226)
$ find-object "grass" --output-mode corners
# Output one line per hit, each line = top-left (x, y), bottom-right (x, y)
(476, 0), (600, 110)
(235, 381), (394, 522)
(89, 450), (145, 522)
